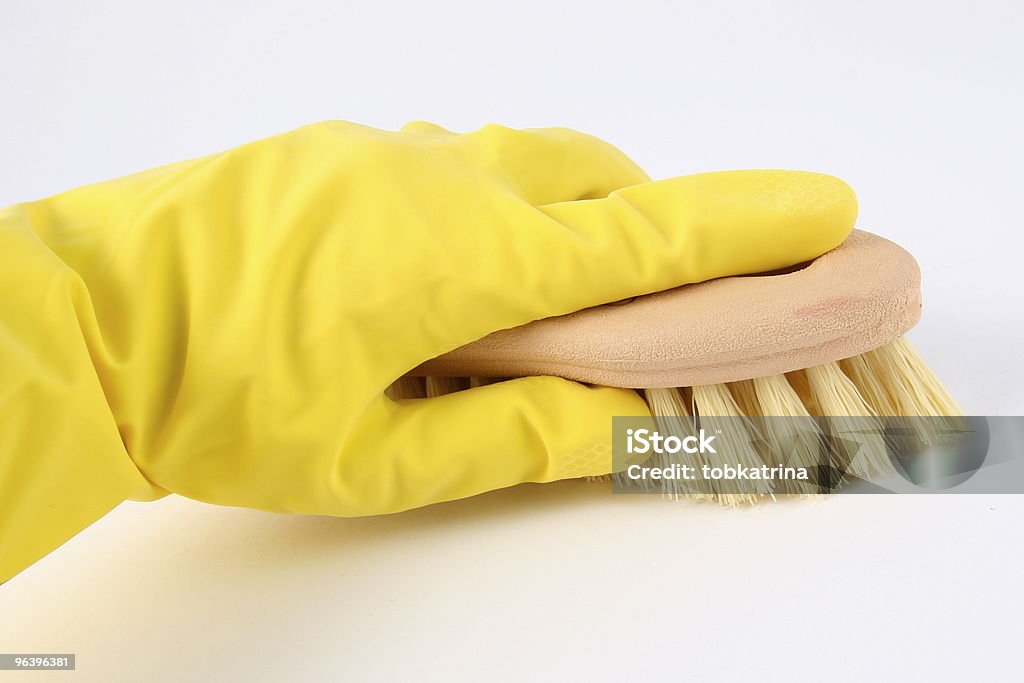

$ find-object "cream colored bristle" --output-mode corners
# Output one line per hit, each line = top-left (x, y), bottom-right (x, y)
(645, 386), (692, 418)
(858, 338), (964, 417)
(747, 375), (828, 495)
(801, 363), (891, 478)
(642, 388), (714, 499)
(415, 334), (963, 506)
(385, 376), (427, 400)
(690, 383), (773, 505)
(839, 353), (898, 415)
(853, 337), (967, 447)
(425, 376), (471, 397)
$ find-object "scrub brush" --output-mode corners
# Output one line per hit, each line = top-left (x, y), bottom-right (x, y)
(388, 230), (962, 504)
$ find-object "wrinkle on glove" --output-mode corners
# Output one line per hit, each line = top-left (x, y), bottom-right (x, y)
(0, 121), (857, 583)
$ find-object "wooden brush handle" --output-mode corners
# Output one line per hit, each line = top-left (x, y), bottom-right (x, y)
(411, 230), (921, 388)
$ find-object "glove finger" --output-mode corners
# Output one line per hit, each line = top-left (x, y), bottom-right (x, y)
(385, 170), (855, 380)
(519, 169), (858, 322)
(314, 377), (649, 515)
(399, 120), (457, 136)
(463, 124), (651, 205)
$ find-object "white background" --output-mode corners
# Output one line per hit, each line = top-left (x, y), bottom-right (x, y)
(1, 1), (1022, 681)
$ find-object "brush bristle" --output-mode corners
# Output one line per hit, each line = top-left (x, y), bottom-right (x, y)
(644, 387), (716, 501)
(387, 336), (962, 504)
(691, 383), (773, 505)
(801, 362), (892, 478)
(743, 375), (827, 495)
(859, 338), (963, 416)
(843, 337), (966, 446)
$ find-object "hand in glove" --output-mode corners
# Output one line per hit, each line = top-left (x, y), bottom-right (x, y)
(0, 121), (856, 583)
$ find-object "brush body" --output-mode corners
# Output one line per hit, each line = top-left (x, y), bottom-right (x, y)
(391, 231), (962, 504)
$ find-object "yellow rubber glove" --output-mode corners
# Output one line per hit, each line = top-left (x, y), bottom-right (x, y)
(0, 121), (856, 584)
